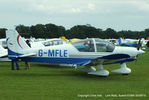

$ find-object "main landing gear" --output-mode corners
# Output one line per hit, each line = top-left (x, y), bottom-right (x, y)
(76, 62), (131, 77)
(88, 64), (109, 76)
(76, 64), (109, 76)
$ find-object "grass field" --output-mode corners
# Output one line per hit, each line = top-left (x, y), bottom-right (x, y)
(0, 49), (149, 100)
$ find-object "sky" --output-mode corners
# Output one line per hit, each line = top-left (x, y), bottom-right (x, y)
(0, 0), (149, 31)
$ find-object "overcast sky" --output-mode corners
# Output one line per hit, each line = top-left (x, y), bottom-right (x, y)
(0, 0), (149, 31)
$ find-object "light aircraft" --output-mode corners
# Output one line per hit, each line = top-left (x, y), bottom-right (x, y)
(70, 38), (81, 43)
(104, 39), (119, 45)
(6, 29), (145, 76)
(0, 45), (9, 61)
(0, 38), (7, 48)
(41, 38), (67, 47)
(118, 37), (146, 47)
(30, 37), (67, 47)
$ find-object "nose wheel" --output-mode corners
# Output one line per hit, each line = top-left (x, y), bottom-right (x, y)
(111, 63), (131, 74)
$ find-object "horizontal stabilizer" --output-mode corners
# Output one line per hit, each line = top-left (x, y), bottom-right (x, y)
(0, 54), (8, 58)
(18, 53), (36, 57)
(0, 46), (8, 58)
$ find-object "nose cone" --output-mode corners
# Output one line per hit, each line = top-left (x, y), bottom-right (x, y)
(114, 46), (145, 57)
(137, 49), (145, 55)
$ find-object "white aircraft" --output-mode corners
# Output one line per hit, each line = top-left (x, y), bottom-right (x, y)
(28, 37), (67, 47)
(104, 39), (119, 45)
(6, 29), (145, 76)
(40, 38), (67, 47)
(0, 38), (7, 48)
(118, 38), (146, 47)
(0, 45), (9, 61)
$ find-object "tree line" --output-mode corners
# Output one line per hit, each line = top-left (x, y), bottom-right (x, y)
(0, 23), (149, 39)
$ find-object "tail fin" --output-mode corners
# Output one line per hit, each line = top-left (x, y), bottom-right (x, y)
(6, 29), (30, 58)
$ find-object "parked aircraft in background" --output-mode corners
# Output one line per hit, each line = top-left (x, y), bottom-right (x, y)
(0, 45), (9, 61)
(6, 30), (145, 76)
(29, 37), (67, 47)
(0, 38), (7, 48)
(118, 37), (146, 47)
(41, 38), (67, 47)
(104, 39), (119, 45)
(70, 38), (81, 43)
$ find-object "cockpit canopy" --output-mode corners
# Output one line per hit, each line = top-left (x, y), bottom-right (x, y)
(43, 39), (66, 46)
(72, 38), (115, 52)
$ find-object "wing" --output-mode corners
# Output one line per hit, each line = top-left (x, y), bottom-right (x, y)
(83, 54), (131, 66)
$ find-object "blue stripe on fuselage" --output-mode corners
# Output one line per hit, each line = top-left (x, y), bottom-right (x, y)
(120, 43), (138, 47)
(20, 57), (93, 65)
(7, 48), (133, 65)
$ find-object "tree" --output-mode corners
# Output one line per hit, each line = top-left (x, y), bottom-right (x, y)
(45, 24), (65, 38)
(11, 23), (149, 39)
(145, 28), (149, 38)
(16, 25), (31, 38)
(68, 25), (103, 39)
(103, 28), (118, 39)
(30, 24), (46, 38)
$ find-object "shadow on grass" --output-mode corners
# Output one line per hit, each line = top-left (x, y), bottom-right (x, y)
(69, 70), (132, 81)
(2, 73), (134, 82)
(6, 71), (133, 82)
(1, 63), (134, 81)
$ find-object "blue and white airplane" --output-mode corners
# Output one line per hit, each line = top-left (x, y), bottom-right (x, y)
(6, 30), (145, 76)
(118, 37), (146, 47)
(0, 45), (9, 61)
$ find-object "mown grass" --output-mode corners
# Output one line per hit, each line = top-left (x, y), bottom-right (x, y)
(0, 49), (149, 100)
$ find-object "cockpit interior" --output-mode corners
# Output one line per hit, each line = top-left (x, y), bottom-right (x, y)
(72, 38), (115, 52)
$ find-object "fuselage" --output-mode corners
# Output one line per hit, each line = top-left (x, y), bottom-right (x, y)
(9, 38), (144, 65)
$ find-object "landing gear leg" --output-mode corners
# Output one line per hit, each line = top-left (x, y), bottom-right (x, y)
(88, 64), (109, 76)
(111, 63), (131, 75)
